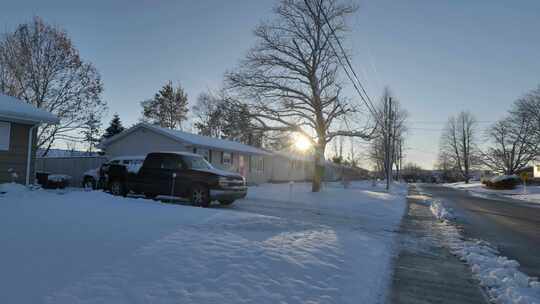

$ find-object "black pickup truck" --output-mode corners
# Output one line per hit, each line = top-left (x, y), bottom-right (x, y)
(105, 152), (247, 207)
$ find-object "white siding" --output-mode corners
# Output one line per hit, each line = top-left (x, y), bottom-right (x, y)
(0, 121), (11, 151)
(105, 128), (189, 158)
(534, 164), (540, 178)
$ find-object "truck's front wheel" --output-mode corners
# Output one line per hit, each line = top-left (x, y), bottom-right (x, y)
(191, 184), (210, 207)
(110, 180), (126, 197)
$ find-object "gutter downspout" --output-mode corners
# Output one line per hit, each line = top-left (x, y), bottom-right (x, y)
(25, 124), (38, 185)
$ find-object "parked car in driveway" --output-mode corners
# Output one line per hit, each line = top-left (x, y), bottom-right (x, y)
(82, 156), (145, 189)
(105, 152), (247, 207)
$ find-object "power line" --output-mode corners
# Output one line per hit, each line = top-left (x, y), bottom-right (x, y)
(409, 120), (495, 124)
(302, 0), (381, 127)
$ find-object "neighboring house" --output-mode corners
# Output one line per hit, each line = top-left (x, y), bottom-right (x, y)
(532, 164), (540, 179)
(0, 94), (59, 184)
(98, 123), (271, 184)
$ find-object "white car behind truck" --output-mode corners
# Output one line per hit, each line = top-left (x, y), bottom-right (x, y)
(82, 156), (145, 189)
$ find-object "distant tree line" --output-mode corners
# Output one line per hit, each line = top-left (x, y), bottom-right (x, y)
(437, 85), (540, 182)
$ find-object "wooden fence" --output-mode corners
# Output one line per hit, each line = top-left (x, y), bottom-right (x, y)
(35, 156), (108, 187)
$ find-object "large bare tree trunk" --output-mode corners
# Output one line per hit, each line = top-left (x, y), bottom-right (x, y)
(312, 143), (326, 192)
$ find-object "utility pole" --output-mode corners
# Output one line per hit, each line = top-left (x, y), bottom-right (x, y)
(386, 97), (393, 191)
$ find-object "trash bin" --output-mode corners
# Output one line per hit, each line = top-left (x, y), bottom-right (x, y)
(36, 172), (50, 187)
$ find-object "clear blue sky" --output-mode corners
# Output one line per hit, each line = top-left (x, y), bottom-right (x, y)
(2, 0), (539, 168)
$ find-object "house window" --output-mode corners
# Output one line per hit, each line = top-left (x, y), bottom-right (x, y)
(0, 122), (11, 151)
(257, 157), (264, 171)
(250, 156), (264, 172)
(222, 152), (232, 166)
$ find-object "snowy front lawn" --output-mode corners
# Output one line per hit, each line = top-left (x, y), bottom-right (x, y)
(446, 182), (540, 204)
(0, 181), (406, 304)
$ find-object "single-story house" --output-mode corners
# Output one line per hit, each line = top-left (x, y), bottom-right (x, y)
(98, 123), (272, 184)
(0, 94), (59, 184)
(97, 123), (369, 185)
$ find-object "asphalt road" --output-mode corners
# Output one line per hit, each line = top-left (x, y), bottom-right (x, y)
(419, 184), (540, 279)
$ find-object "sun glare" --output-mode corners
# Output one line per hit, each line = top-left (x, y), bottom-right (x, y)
(293, 133), (312, 151)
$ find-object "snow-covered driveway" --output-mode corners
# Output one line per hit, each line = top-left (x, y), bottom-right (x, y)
(0, 182), (406, 304)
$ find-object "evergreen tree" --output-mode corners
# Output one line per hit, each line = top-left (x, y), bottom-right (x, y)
(103, 114), (125, 139)
(193, 90), (264, 147)
(81, 113), (101, 152)
(141, 81), (189, 129)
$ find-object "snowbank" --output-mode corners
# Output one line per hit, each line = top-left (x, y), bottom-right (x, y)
(0, 181), (407, 304)
(0, 182), (27, 194)
(430, 200), (455, 221)
(429, 199), (540, 304)
(445, 182), (540, 204)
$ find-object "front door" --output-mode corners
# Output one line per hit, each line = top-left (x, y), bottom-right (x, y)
(239, 155), (247, 177)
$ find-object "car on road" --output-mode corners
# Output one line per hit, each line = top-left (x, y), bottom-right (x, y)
(82, 156), (145, 189)
(105, 152), (247, 207)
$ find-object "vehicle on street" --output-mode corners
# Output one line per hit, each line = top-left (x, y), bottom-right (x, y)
(105, 152), (247, 207)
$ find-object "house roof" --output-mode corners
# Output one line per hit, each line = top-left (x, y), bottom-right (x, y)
(273, 149), (315, 162)
(100, 123), (271, 156)
(0, 94), (59, 124)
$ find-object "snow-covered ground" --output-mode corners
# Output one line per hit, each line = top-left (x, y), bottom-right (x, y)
(445, 182), (540, 204)
(416, 187), (540, 304)
(0, 181), (407, 304)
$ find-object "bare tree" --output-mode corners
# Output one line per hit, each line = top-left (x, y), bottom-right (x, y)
(369, 88), (407, 189)
(513, 85), (540, 144)
(481, 90), (540, 175)
(192, 91), (227, 138)
(0, 17), (105, 154)
(439, 111), (478, 183)
(435, 150), (460, 183)
(227, 0), (371, 192)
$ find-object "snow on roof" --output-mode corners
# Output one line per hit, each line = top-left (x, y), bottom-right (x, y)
(109, 155), (146, 161)
(102, 123), (271, 156)
(154, 125), (271, 155)
(273, 149), (314, 162)
(152, 151), (201, 157)
(0, 94), (59, 124)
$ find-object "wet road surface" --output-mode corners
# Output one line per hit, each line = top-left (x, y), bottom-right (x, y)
(419, 184), (540, 279)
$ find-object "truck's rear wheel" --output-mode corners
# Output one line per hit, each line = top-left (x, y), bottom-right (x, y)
(110, 180), (126, 197)
(191, 185), (210, 207)
(145, 193), (158, 200)
(83, 177), (96, 190)
(219, 200), (234, 206)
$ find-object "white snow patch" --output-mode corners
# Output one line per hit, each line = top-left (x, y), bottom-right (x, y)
(429, 198), (540, 304)
(0, 181), (407, 304)
(430, 200), (456, 221)
(0, 182), (27, 194)
(445, 182), (540, 205)
(47, 174), (72, 182)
